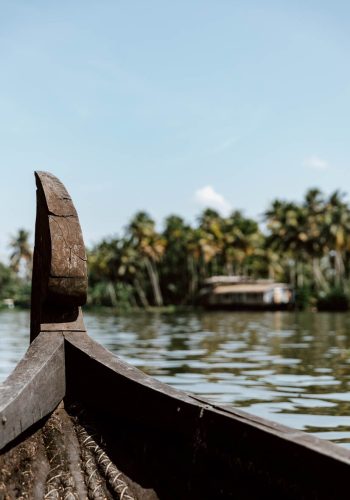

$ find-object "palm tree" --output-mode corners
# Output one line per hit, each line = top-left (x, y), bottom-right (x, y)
(127, 212), (165, 306)
(88, 238), (122, 307)
(9, 229), (32, 280)
(322, 191), (350, 286)
(264, 200), (309, 286)
(118, 240), (149, 307)
(221, 211), (260, 276)
(302, 189), (328, 290)
(197, 209), (224, 276)
(161, 215), (191, 304)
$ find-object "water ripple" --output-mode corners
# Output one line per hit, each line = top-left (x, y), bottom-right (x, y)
(2, 309), (350, 447)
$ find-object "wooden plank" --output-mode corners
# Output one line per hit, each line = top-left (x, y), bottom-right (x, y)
(30, 172), (88, 341)
(48, 214), (87, 288)
(64, 331), (350, 499)
(39, 306), (86, 332)
(34, 171), (78, 217)
(4, 168), (350, 497)
(0, 405), (90, 499)
(0, 332), (65, 451)
(34, 171), (87, 299)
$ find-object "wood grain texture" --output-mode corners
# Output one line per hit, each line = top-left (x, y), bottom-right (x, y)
(35, 171), (77, 217)
(0, 332), (65, 451)
(0, 405), (89, 499)
(4, 169), (350, 497)
(64, 331), (350, 499)
(30, 172), (88, 341)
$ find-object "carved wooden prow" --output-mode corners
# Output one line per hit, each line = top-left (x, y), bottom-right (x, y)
(30, 172), (88, 342)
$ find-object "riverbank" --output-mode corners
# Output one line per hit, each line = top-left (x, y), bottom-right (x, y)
(83, 304), (199, 315)
(3, 299), (350, 314)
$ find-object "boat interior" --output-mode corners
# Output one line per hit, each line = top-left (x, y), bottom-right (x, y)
(1, 172), (350, 499)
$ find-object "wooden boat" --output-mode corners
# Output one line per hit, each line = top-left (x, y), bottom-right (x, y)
(200, 277), (294, 311)
(1, 173), (350, 499)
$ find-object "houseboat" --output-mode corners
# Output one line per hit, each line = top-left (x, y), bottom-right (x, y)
(1, 173), (349, 500)
(201, 276), (294, 310)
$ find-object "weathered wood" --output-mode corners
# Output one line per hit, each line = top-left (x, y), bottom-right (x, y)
(0, 332), (65, 451)
(0, 420), (49, 499)
(3, 170), (350, 498)
(64, 331), (350, 499)
(30, 172), (87, 341)
(1, 172), (87, 452)
(0, 405), (89, 499)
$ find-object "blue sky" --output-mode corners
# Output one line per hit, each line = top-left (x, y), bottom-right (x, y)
(0, 1), (350, 258)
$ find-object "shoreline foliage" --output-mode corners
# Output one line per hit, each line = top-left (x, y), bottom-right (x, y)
(2, 189), (350, 311)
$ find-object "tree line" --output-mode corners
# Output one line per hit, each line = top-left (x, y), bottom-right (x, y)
(2, 188), (350, 310)
(0, 229), (32, 307)
(88, 188), (350, 310)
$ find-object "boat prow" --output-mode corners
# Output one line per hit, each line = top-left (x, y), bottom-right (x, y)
(1, 172), (349, 499)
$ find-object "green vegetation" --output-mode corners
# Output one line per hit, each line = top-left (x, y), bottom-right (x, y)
(88, 188), (350, 311)
(0, 229), (32, 308)
(2, 188), (350, 311)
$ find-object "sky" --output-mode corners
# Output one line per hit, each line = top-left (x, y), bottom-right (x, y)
(0, 1), (350, 259)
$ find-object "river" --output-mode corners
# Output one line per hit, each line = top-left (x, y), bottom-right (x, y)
(1, 309), (350, 448)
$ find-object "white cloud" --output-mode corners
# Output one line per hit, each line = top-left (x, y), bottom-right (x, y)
(303, 155), (329, 170)
(194, 186), (231, 215)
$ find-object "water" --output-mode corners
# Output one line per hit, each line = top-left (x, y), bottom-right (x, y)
(1, 310), (350, 447)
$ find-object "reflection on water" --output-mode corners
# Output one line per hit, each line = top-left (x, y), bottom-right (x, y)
(0, 310), (29, 381)
(2, 310), (350, 447)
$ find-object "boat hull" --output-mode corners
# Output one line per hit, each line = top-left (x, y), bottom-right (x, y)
(1, 172), (349, 499)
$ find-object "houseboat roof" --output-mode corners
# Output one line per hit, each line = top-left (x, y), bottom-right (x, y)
(204, 276), (275, 286)
(213, 283), (291, 295)
(1, 172), (346, 499)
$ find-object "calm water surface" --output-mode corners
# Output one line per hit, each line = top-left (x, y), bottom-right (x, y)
(1, 310), (350, 447)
